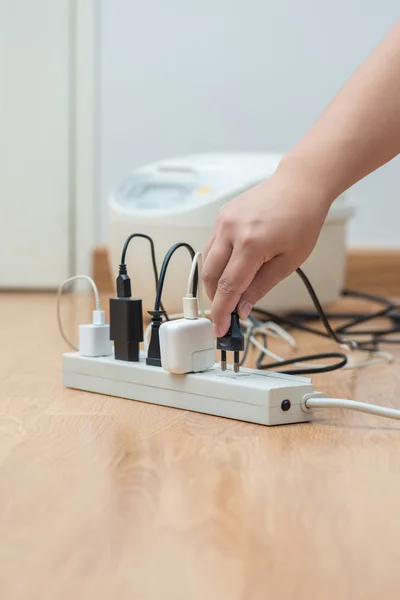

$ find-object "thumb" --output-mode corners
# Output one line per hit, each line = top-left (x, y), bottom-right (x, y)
(237, 256), (294, 318)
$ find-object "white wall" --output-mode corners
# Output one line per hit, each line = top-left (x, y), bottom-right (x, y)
(0, 0), (72, 287)
(99, 0), (399, 247)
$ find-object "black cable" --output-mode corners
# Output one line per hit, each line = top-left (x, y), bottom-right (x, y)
(255, 269), (397, 351)
(295, 268), (356, 348)
(336, 305), (400, 334)
(258, 352), (348, 375)
(252, 306), (332, 340)
(253, 272), (400, 370)
(240, 316), (348, 374)
(286, 288), (400, 344)
(252, 308), (386, 352)
(154, 242), (198, 311)
(293, 305), (395, 333)
(146, 242), (199, 368)
(249, 271), (400, 374)
(341, 288), (394, 306)
(120, 233), (167, 316)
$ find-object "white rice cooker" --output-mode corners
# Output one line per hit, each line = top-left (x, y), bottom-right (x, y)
(108, 153), (353, 314)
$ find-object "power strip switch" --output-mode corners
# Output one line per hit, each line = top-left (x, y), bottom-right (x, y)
(62, 353), (322, 426)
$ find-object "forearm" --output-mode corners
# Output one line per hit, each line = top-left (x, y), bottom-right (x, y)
(281, 20), (400, 204)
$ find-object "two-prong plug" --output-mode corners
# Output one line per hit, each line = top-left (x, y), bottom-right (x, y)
(216, 310), (244, 372)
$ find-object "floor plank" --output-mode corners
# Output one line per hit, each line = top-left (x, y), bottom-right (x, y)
(1, 292), (400, 600)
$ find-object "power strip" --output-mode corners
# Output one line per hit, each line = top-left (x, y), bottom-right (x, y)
(63, 353), (324, 426)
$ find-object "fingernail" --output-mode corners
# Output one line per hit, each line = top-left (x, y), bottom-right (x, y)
(238, 300), (253, 319)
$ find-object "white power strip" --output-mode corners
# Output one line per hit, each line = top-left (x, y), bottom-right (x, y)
(63, 353), (324, 426)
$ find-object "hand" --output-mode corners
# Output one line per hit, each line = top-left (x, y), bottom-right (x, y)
(202, 163), (332, 337)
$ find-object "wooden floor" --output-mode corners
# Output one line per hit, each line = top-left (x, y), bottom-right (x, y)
(1, 292), (400, 600)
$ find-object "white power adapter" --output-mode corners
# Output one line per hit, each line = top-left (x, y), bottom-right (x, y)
(79, 309), (113, 357)
(159, 252), (215, 374)
(159, 317), (215, 374)
(57, 275), (113, 358)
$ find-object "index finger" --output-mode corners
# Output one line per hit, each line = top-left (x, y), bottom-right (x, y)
(211, 249), (261, 337)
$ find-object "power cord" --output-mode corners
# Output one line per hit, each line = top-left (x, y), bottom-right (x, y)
(110, 232), (164, 362)
(119, 233), (167, 316)
(289, 287), (399, 336)
(57, 275), (100, 350)
(57, 275), (112, 357)
(259, 352), (348, 375)
(303, 396), (400, 421)
(146, 242), (198, 367)
(295, 268), (358, 350)
(248, 268), (399, 375)
(183, 252), (205, 319)
(284, 287), (400, 349)
(153, 243), (198, 312)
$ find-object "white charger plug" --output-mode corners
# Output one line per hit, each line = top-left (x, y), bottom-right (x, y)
(159, 317), (215, 374)
(159, 252), (215, 374)
(79, 309), (113, 357)
(57, 275), (113, 358)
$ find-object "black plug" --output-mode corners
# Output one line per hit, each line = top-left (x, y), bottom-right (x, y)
(116, 264), (131, 297)
(216, 310), (244, 372)
(145, 310), (166, 367)
(109, 264), (144, 361)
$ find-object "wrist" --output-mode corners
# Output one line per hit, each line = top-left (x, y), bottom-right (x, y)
(276, 150), (338, 211)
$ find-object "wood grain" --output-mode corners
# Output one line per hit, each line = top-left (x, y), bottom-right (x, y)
(345, 247), (400, 297)
(93, 244), (400, 297)
(1, 292), (400, 600)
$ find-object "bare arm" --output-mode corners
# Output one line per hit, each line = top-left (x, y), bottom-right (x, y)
(203, 21), (400, 337)
(285, 20), (400, 200)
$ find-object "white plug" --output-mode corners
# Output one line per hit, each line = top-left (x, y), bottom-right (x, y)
(79, 309), (113, 357)
(57, 275), (113, 358)
(159, 252), (215, 374)
(159, 317), (215, 374)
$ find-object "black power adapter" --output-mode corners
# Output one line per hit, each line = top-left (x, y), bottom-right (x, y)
(216, 310), (244, 372)
(110, 265), (143, 361)
(109, 234), (162, 362)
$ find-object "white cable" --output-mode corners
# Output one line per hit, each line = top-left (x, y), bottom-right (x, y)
(57, 275), (101, 351)
(238, 317), (297, 349)
(184, 252), (205, 318)
(187, 252), (200, 296)
(305, 397), (400, 421)
(343, 350), (393, 369)
(251, 321), (297, 348)
(261, 322), (297, 347)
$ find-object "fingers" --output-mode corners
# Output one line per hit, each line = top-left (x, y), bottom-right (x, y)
(237, 256), (294, 319)
(211, 249), (263, 337)
(202, 238), (233, 302)
(202, 233), (215, 264)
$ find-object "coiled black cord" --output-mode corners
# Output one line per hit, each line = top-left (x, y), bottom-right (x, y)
(240, 314), (348, 375)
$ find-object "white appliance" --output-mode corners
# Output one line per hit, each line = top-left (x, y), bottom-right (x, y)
(108, 153), (353, 314)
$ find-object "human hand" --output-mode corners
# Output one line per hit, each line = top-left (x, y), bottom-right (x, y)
(202, 163), (333, 337)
